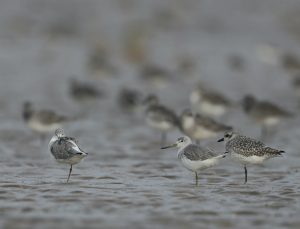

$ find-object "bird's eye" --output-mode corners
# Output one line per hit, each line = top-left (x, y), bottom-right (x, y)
(225, 134), (229, 137)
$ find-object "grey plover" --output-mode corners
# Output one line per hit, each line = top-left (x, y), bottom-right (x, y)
(218, 131), (285, 183)
(118, 87), (143, 113)
(49, 128), (88, 182)
(144, 95), (179, 145)
(242, 95), (293, 138)
(23, 102), (69, 138)
(69, 78), (104, 104)
(190, 84), (231, 117)
(180, 109), (231, 144)
(161, 136), (227, 185)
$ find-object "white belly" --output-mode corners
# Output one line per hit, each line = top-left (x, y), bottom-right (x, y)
(56, 156), (85, 165)
(180, 157), (220, 172)
(28, 119), (61, 133)
(200, 102), (226, 117)
(193, 126), (217, 140)
(146, 118), (173, 131)
(230, 152), (267, 165)
(263, 117), (280, 126)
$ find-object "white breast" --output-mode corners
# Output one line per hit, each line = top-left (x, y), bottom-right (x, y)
(230, 152), (267, 165)
(180, 156), (220, 172)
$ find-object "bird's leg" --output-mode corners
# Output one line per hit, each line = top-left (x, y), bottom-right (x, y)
(67, 165), (73, 183)
(195, 172), (199, 186)
(161, 132), (167, 147)
(244, 165), (247, 184)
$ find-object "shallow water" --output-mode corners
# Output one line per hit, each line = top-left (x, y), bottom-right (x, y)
(0, 0), (300, 229)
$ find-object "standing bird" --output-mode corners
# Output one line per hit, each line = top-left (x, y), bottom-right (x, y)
(23, 101), (69, 140)
(242, 95), (293, 139)
(144, 95), (179, 146)
(180, 109), (232, 144)
(218, 131), (285, 184)
(161, 136), (227, 185)
(117, 87), (143, 113)
(69, 78), (104, 104)
(190, 84), (231, 117)
(49, 128), (88, 183)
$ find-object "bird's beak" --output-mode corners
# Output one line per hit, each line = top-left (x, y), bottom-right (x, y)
(161, 143), (177, 149)
(217, 138), (224, 142)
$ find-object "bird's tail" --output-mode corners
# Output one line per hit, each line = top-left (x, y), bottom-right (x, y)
(265, 147), (285, 157)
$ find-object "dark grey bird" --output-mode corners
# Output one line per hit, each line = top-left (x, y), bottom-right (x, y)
(49, 128), (88, 182)
(23, 101), (69, 139)
(118, 87), (143, 113)
(69, 78), (104, 104)
(218, 131), (285, 184)
(242, 95), (293, 139)
(139, 65), (172, 89)
(161, 136), (227, 185)
(144, 95), (179, 146)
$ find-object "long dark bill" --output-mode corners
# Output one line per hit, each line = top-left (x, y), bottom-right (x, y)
(161, 144), (177, 149)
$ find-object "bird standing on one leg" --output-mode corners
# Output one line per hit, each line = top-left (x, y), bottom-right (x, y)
(49, 128), (88, 183)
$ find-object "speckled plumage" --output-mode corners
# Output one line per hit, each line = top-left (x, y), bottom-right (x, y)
(226, 135), (284, 158)
(219, 131), (285, 183)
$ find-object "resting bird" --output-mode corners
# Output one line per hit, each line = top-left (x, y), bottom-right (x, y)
(49, 128), (88, 182)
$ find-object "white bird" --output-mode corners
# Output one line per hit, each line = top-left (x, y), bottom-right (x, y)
(161, 136), (227, 185)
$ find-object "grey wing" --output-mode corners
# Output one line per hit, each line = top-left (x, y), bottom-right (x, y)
(147, 105), (178, 125)
(195, 115), (231, 132)
(50, 140), (81, 160)
(37, 110), (67, 124)
(229, 136), (266, 157)
(182, 144), (217, 161)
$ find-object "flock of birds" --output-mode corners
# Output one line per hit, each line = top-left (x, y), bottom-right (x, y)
(20, 61), (298, 185)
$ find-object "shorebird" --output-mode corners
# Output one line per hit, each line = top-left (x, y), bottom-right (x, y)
(87, 46), (117, 79)
(180, 109), (232, 144)
(23, 102), (69, 139)
(118, 87), (143, 113)
(49, 128), (88, 182)
(144, 95), (179, 146)
(69, 78), (104, 104)
(190, 84), (231, 117)
(218, 131), (285, 184)
(161, 136), (227, 185)
(242, 95), (293, 139)
(281, 53), (300, 75)
(139, 65), (172, 89)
